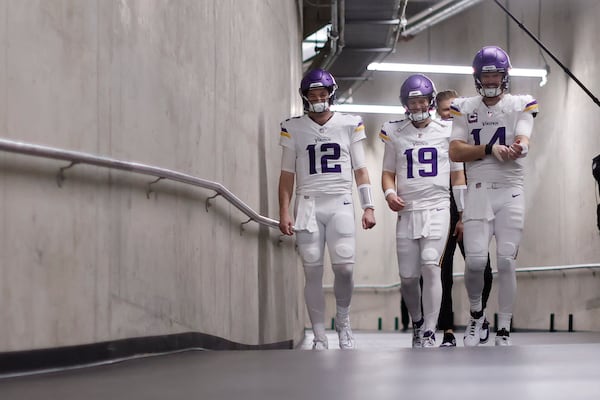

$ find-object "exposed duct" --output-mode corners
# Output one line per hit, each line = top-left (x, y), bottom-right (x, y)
(303, 0), (485, 99)
(401, 0), (485, 38)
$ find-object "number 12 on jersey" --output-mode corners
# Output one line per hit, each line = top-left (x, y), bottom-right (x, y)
(306, 143), (342, 175)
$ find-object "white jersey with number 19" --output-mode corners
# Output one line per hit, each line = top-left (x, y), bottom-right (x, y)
(279, 112), (366, 196)
(380, 118), (461, 212)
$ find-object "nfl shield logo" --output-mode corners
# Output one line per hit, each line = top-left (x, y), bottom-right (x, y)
(468, 112), (478, 123)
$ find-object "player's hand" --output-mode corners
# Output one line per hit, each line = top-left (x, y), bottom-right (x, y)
(385, 193), (405, 212)
(279, 214), (295, 236)
(362, 208), (376, 230)
(491, 144), (511, 162)
(508, 140), (528, 159)
(454, 219), (464, 242)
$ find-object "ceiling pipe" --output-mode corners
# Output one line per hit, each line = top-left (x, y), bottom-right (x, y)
(345, 18), (400, 25)
(404, 0), (455, 27)
(330, 0), (338, 56)
(335, 0), (404, 102)
(321, 0), (345, 71)
(401, 0), (485, 38)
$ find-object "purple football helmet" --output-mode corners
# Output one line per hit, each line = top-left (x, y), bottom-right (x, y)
(299, 69), (338, 112)
(472, 46), (512, 97)
(400, 74), (436, 122)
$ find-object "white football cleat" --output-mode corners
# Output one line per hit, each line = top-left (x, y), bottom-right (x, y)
(464, 312), (486, 347)
(480, 318), (490, 344)
(494, 328), (512, 346)
(312, 335), (328, 350)
(422, 330), (436, 348)
(412, 319), (424, 348)
(335, 317), (356, 350)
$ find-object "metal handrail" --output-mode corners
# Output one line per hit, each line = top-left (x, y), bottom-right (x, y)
(326, 263), (600, 291)
(0, 138), (279, 229)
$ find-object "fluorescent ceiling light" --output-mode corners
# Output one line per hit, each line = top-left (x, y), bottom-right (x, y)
(368, 62), (548, 86)
(331, 104), (405, 114)
(369, 63), (472, 75)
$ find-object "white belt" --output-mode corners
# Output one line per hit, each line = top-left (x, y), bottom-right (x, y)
(469, 182), (511, 190)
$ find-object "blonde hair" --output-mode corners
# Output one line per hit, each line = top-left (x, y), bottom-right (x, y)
(435, 90), (459, 104)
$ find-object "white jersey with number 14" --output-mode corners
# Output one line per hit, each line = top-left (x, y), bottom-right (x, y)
(450, 94), (538, 187)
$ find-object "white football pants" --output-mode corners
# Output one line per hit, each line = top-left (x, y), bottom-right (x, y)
(463, 185), (524, 331)
(296, 194), (356, 337)
(396, 207), (450, 333)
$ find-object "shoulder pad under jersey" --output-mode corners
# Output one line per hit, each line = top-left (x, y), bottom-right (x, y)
(450, 96), (480, 117)
(379, 119), (411, 142)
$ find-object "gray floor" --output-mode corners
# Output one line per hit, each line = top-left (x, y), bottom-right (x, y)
(1, 331), (600, 399)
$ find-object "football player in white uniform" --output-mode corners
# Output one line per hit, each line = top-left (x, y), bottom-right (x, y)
(449, 46), (539, 346)
(278, 69), (376, 350)
(436, 90), (494, 348)
(381, 74), (466, 348)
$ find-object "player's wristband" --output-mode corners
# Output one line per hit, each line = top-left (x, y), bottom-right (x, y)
(452, 185), (467, 212)
(384, 188), (396, 199)
(484, 143), (493, 155)
(518, 143), (529, 158)
(358, 184), (375, 210)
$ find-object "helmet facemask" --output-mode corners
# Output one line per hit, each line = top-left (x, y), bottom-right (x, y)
(409, 110), (431, 122)
(299, 69), (338, 113)
(300, 88), (336, 113)
(406, 97), (433, 122)
(475, 69), (510, 97)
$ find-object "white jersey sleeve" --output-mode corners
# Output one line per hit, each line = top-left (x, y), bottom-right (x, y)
(280, 145), (295, 172)
(444, 119), (464, 172)
(350, 140), (367, 170)
(379, 119), (406, 173)
(449, 97), (471, 143)
(279, 117), (299, 149)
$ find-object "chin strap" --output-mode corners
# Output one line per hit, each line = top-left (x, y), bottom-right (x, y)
(409, 111), (431, 122)
(479, 87), (503, 97)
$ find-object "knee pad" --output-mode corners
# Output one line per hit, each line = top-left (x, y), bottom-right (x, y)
(298, 245), (322, 266)
(497, 241), (517, 272)
(466, 255), (489, 272)
(401, 276), (420, 289)
(334, 242), (354, 259)
(497, 256), (516, 273)
(332, 263), (353, 277)
(331, 213), (355, 261)
(421, 247), (440, 266)
(497, 241), (518, 259)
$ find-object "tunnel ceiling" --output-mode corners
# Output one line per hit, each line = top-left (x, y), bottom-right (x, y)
(302, 0), (484, 99)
